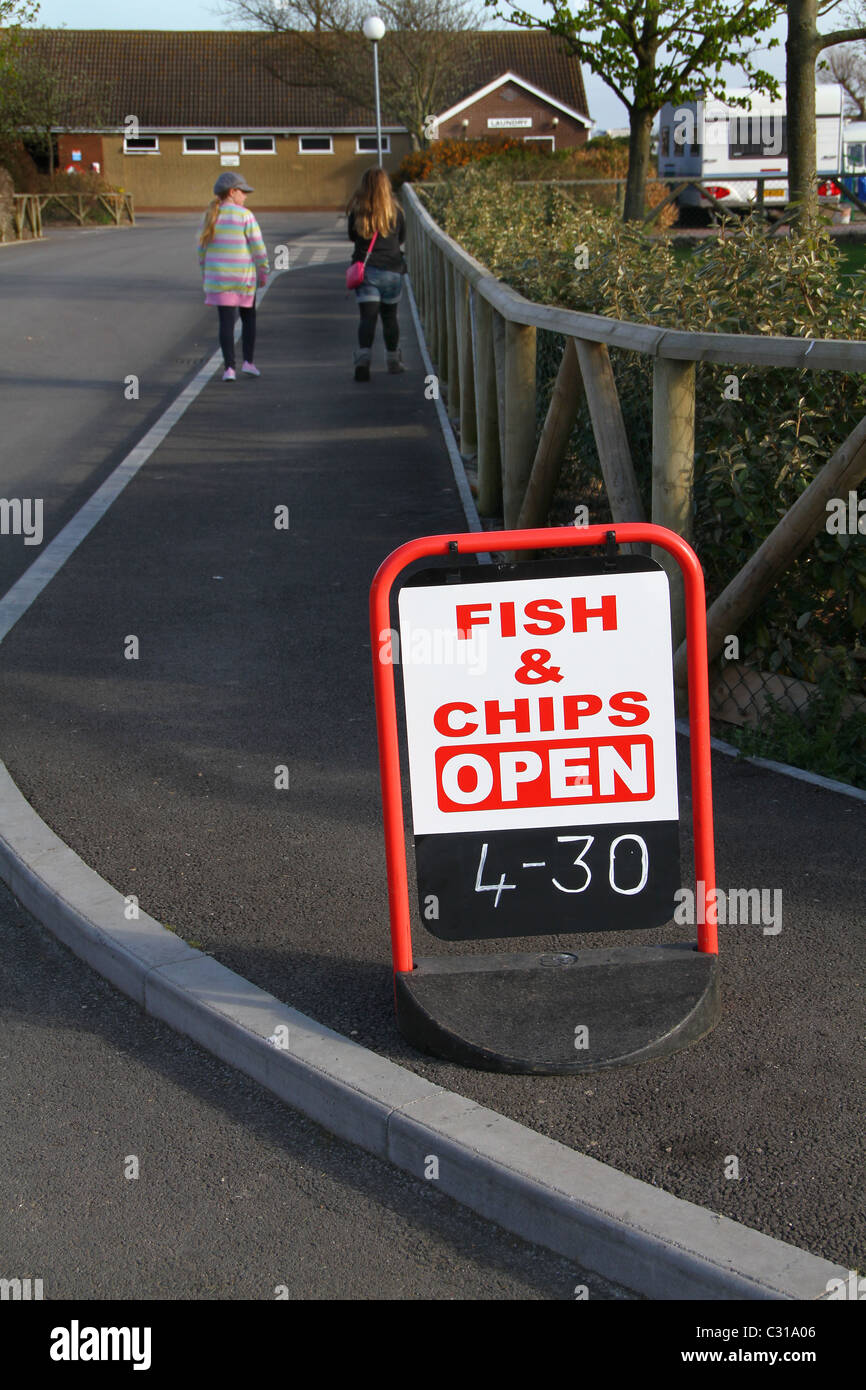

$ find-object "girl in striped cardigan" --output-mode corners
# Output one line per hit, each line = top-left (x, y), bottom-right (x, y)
(199, 172), (269, 382)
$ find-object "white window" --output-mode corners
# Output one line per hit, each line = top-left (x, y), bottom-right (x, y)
(355, 134), (390, 154)
(184, 136), (218, 154)
(124, 136), (159, 154)
(242, 136), (276, 154)
(524, 136), (554, 152)
(299, 135), (333, 154)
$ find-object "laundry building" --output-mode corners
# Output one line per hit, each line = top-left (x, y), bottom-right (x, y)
(24, 28), (591, 209)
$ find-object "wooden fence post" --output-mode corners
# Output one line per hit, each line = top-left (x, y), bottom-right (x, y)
(503, 318), (537, 529)
(419, 223), (430, 326)
(433, 247), (447, 383)
(428, 236), (436, 339)
(517, 337), (583, 529)
(574, 338), (645, 525)
(413, 214), (425, 318)
(426, 242), (437, 363)
(444, 258), (460, 418)
(652, 358), (696, 649)
(407, 205), (419, 312)
(473, 293), (502, 515)
(492, 308), (507, 461)
(455, 272), (477, 457)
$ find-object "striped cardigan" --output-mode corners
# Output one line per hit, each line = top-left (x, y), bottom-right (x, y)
(198, 204), (269, 296)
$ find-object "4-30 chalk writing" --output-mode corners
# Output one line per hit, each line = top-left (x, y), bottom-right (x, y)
(474, 832), (650, 906)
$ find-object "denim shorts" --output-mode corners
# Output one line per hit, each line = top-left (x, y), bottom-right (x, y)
(356, 266), (404, 305)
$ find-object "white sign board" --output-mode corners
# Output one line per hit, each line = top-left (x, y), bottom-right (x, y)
(398, 570), (678, 836)
(397, 564), (681, 940)
(487, 118), (532, 129)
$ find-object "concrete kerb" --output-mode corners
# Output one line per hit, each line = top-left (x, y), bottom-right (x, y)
(0, 757), (848, 1301)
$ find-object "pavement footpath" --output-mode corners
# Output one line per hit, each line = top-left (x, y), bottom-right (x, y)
(0, 249), (863, 1299)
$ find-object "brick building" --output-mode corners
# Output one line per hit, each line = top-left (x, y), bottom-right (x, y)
(23, 28), (591, 210)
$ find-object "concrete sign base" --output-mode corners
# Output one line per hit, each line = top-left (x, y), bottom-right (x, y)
(395, 944), (721, 1074)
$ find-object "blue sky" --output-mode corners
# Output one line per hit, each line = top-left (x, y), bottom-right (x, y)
(30, 1), (791, 133)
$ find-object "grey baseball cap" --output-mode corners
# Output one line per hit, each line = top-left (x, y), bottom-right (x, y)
(214, 171), (255, 196)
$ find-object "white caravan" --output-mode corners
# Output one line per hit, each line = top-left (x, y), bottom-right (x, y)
(842, 120), (866, 176)
(657, 85), (844, 215)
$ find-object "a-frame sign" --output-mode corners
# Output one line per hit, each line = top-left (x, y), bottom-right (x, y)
(370, 524), (720, 1073)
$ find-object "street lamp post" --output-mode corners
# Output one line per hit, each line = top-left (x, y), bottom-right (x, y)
(363, 16), (386, 168)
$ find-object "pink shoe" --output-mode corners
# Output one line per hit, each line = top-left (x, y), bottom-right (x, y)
(223, 367), (236, 381)
(242, 361), (260, 376)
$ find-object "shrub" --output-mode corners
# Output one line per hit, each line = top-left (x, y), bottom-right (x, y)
(0, 139), (41, 192)
(393, 135), (527, 187)
(38, 169), (122, 223)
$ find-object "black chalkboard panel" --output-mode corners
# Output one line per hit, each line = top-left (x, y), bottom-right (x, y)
(415, 818), (681, 941)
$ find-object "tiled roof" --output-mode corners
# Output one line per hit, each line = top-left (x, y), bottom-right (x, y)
(20, 28), (588, 130)
(446, 31), (588, 118)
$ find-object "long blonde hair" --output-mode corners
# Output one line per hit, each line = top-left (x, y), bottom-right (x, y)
(199, 196), (225, 249)
(347, 167), (401, 239)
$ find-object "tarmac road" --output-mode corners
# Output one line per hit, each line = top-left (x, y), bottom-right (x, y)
(0, 212), (337, 595)
(0, 874), (630, 1300)
(0, 216), (632, 1304)
(0, 215), (863, 1282)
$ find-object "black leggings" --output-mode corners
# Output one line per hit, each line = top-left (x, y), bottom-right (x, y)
(358, 300), (399, 351)
(217, 303), (256, 368)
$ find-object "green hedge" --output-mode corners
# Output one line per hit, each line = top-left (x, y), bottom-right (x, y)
(423, 166), (866, 702)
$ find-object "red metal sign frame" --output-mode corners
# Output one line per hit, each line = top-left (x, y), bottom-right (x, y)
(370, 524), (718, 973)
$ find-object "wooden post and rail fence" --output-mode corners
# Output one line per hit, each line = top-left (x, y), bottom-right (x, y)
(508, 173), (866, 223)
(402, 182), (866, 715)
(4, 192), (135, 242)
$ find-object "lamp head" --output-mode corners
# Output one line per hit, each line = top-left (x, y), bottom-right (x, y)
(363, 16), (386, 40)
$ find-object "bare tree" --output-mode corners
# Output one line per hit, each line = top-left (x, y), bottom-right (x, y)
(222, 0), (485, 149)
(819, 41), (866, 115)
(817, 4), (866, 116)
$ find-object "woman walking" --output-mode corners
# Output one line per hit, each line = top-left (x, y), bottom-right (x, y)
(346, 167), (407, 382)
(199, 171), (269, 382)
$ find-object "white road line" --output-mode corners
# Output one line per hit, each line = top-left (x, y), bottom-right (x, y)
(279, 244), (344, 268)
(284, 241), (346, 253)
(0, 273), (285, 646)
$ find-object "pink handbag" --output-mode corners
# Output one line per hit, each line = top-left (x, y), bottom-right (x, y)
(346, 231), (378, 289)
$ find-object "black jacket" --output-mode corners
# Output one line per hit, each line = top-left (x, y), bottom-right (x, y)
(348, 210), (406, 273)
